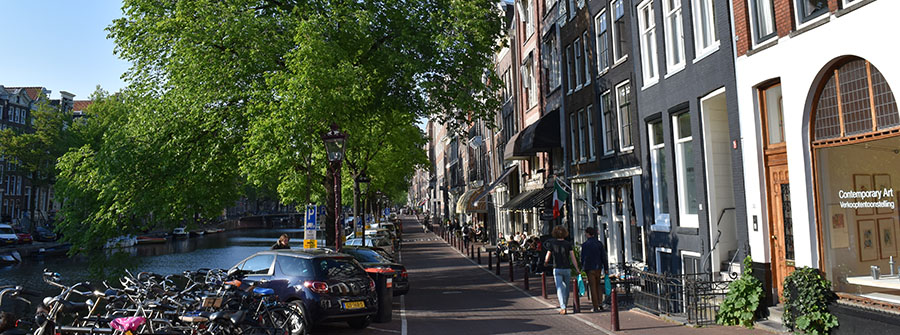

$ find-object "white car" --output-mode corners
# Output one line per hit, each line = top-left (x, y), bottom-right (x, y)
(345, 237), (395, 258)
(0, 224), (18, 246)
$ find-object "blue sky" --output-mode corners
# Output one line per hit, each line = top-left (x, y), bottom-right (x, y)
(0, 0), (128, 100)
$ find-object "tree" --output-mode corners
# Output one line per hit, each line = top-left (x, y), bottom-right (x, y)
(60, 0), (506, 249)
(0, 96), (73, 232)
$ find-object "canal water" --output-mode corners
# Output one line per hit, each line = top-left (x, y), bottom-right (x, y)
(0, 228), (307, 296)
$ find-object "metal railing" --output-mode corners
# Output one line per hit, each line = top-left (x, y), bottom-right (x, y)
(628, 267), (731, 326)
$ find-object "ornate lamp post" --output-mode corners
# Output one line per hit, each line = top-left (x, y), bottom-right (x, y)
(323, 124), (346, 251)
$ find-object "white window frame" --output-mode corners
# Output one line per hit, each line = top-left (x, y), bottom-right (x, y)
(570, 112), (579, 164)
(841, 0), (858, 8)
(601, 91), (615, 155)
(578, 108), (586, 161)
(648, 121), (670, 231)
(748, 0), (776, 47)
(615, 81), (634, 151)
(662, 0), (685, 75)
(582, 31), (592, 86)
(549, 37), (561, 90)
(587, 104), (596, 160)
(691, 0), (719, 61)
(594, 9), (610, 75)
(673, 112), (699, 228)
(566, 44), (575, 94)
(793, 0), (829, 30)
(569, 0), (576, 21)
(574, 37), (584, 90)
(637, 0), (659, 88)
(610, 0), (628, 64)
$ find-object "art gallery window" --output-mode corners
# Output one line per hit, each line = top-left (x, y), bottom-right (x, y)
(812, 57), (900, 303)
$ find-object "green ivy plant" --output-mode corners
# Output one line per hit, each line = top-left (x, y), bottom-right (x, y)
(782, 267), (839, 335)
(716, 256), (764, 328)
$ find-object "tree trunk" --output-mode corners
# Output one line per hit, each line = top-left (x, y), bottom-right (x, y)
(324, 162), (336, 248)
(352, 174), (359, 239)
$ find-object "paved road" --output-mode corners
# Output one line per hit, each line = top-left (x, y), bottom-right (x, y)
(312, 215), (771, 335)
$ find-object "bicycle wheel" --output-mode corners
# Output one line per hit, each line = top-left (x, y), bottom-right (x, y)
(263, 304), (307, 335)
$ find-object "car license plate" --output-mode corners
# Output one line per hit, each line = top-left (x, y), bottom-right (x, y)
(343, 301), (365, 310)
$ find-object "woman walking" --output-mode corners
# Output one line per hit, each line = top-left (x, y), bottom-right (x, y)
(544, 225), (581, 314)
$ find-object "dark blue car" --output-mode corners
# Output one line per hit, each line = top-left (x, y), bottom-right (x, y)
(231, 249), (378, 330)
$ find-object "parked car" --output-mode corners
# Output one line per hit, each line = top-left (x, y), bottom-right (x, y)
(14, 228), (32, 244)
(345, 237), (395, 259)
(340, 246), (409, 296)
(231, 249), (378, 330)
(0, 224), (17, 246)
(33, 226), (58, 242)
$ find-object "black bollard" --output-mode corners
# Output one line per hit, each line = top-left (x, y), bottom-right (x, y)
(488, 251), (493, 270)
(523, 268), (529, 290)
(541, 272), (547, 299)
(373, 270), (395, 323)
(495, 252), (501, 276)
(572, 278), (580, 314)
(477, 248), (481, 264)
(509, 257), (514, 282)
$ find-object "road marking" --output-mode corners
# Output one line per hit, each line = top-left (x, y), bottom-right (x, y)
(441, 291), (463, 294)
(441, 235), (617, 335)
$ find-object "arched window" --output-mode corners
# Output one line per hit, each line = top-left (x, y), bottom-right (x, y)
(812, 58), (899, 145)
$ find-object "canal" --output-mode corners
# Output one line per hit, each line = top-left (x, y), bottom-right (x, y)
(0, 228), (305, 295)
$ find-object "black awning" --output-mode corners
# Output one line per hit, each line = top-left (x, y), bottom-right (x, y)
(471, 165), (518, 204)
(503, 110), (561, 161)
(502, 187), (554, 210)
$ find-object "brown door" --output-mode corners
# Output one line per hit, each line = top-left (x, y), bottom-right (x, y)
(766, 154), (795, 300)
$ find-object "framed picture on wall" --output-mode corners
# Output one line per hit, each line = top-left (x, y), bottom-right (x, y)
(859, 219), (879, 262)
(854, 174), (875, 216)
(829, 204), (850, 249)
(879, 218), (897, 259)
(874, 174), (894, 214)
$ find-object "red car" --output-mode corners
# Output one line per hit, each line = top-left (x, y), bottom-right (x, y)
(14, 229), (33, 244)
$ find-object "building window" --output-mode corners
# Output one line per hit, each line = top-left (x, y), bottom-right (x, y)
(796, 0), (828, 24)
(610, 0), (627, 63)
(546, 36), (561, 90)
(579, 108), (588, 161)
(595, 9), (609, 74)
(673, 112), (698, 228)
(841, 0), (858, 7)
(760, 83), (785, 147)
(569, 0), (576, 20)
(749, 0), (776, 44)
(587, 104), (595, 159)
(649, 121), (669, 228)
(616, 81), (634, 150)
(662, 0), (685, 73)
(566, 45), (575, 94)
(582, 31), (591, 85)
(691, 0), (718, 57)
(637, 0), (659, 86)
(574, 37), (584, 89)
(523, 55), (537, 108)
(601, 91), (615, 155)
(570, 112), (579, 163)
(813, 59), (900, 142)
(522, 0), (535, 37)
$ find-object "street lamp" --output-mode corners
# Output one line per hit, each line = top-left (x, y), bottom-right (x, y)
(354, 174), (370, 247)
(323, 124), (346, 251)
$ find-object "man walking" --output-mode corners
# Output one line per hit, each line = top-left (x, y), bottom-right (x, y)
(580, 227), (608, 312)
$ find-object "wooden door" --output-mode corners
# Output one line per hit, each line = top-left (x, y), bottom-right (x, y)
(766, 155), (795, 300)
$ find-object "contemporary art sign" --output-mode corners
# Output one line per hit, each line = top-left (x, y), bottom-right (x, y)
(838, 188), (896, 210)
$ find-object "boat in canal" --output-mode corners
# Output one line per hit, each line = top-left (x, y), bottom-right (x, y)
(172, 227), (189, 239)
(137, 236), (167, 244)
(189, 229), (206, 237)
(0, 250), (22, 264)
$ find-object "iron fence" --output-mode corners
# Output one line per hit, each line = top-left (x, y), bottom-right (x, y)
(628, 267), (732, 326)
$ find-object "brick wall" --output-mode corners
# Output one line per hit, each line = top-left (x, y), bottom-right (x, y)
(773, 0), (794, 37)
(734, 0), (752, 57)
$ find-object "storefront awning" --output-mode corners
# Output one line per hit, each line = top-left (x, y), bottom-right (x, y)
(471, 165), (518, 205)
(464, 187), (487, 213)
(501, 187), (554, 210)
(455, 188), (479, 214)
(504, 110), (561, 160)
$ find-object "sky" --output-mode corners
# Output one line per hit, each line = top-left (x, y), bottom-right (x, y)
(0, 0), (129, 100)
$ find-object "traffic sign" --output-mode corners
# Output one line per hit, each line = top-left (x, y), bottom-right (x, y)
(304, 205), (317, 249)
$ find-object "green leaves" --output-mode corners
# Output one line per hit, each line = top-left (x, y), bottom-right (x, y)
(782, 267), (839, 334)
(716, 256), (764, 328)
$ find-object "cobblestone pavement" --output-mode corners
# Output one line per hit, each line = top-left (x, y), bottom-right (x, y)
(311, 215), (774, 335)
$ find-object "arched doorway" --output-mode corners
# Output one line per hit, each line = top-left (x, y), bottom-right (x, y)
(811, 57), (900, 300)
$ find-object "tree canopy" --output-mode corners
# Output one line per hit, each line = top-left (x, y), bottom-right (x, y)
(50, 0), (503, 249)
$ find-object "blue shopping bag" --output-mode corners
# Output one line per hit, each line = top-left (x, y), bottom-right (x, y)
(577, 274), (586, 296)
(604, 274), (612, 295)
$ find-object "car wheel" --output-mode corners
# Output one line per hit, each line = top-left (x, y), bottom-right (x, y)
(347, 316), (371, 329)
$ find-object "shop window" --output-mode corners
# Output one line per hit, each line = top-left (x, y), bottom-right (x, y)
(674, 112), (699, 228)
(649, 121), (670, 228)
(813, 57), (900, 304)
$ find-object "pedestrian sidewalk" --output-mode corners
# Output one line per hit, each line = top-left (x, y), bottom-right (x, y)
(427, 223), (773, 335)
